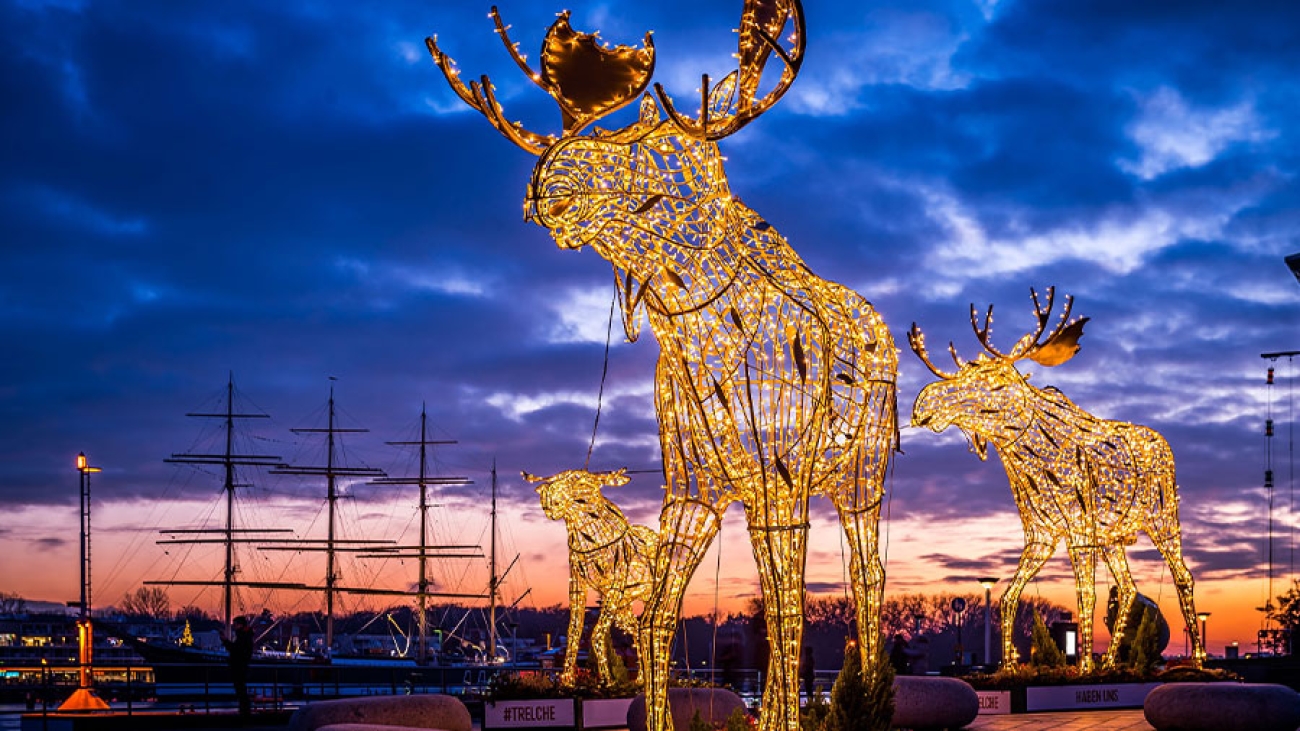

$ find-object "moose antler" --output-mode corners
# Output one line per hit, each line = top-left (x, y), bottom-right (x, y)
(907, 323), (964, 380)
(970, 287), (1089, 367)
(427, 7), (656, 154)
(654, 0), (806, 140)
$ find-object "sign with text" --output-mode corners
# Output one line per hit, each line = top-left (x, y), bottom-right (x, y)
(582, 698), (634, 728)
(975, 690), (1011, 715)
(485, 699), (577, 729)
(1025, 683), (1160, 712)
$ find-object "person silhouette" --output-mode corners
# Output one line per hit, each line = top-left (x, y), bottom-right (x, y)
(223, 616), (254, 719)
(889, 634), (910, 675)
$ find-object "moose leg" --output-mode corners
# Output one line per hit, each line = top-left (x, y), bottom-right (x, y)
(836, 501), (884, 668)
(591, 608), (616, 684)
(1000, 537), (1055, 666)
(562, 571), (586, 684)
(1150, 528), (1202, 665)
(1100, 546), (1136, 668)
(745, 500), (810, 731)
(639, 496), (723, 731)
(1067, 545), (1098, 672)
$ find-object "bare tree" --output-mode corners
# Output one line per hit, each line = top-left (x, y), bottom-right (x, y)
(176, 605), (213, 622)
(807, 596), (855, 632)
(0, 592), (26, 616)
(121, 587), (171, 619)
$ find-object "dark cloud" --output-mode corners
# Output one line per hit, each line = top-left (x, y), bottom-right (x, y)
(0, 0), (1297, 607)
(32, 537), (68, 551)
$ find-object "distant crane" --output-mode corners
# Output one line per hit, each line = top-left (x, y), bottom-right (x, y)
(1258, 251), (1300, 653)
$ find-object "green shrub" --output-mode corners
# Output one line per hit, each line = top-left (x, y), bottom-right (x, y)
(1030, 613), (1066, 668)
(1157, 666), (1242, 683)
(826, 642), (894, 731)
(800, 685), (829, 731)
(1128, 606), (1161, 676)
(486, 669), (639, 701)
(725, 707), (754, 731)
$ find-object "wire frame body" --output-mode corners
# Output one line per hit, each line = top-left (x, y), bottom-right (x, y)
(524, 469), (657, 685)
(910, 303), (1203, 671)
(429, 5), (898, 729)
(529, 110), (898, 731)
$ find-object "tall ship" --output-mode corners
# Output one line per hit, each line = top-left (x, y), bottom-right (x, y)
(121, 377), (527, 695)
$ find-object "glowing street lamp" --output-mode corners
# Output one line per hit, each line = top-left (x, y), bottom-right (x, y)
(1198, 612), (1211, 657)
(978, 578), (998, 667)
(60, 452), (109, 712)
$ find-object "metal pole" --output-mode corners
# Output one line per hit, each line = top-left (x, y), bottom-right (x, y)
(984, 587), (992, 665)
(978, 578), (997, 667)
(1199, 613), (1211, 655)
(60, 454), (108, 711)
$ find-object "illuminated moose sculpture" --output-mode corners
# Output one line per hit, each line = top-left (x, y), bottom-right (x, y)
(522, 468), (656, 685)
(430, 3), (898, 729)
(909, 288), (1203, 670)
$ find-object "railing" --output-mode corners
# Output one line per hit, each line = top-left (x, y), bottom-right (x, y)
(1, 659), (503, 728)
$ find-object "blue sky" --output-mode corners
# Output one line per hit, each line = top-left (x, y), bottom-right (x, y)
(2, 0), (1298, 631)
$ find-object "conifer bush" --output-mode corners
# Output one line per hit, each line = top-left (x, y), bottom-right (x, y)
(1030, 613), (1066, 668)
(825, 642), (894, 731)
(1129, 606), (1161, 676)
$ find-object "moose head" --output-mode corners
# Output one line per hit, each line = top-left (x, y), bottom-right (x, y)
(909, 287), (1089, 458)
(522, 467), (630, 521)
(427, 2), (804, 339)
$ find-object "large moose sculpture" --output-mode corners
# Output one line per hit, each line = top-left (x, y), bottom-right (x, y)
(908, 287), (1203, 670)
(522, 468), (657, 685)
(429, 3), (899, 730)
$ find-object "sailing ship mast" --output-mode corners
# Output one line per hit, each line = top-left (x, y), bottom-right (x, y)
(489, 462), (498, 663)
(368, 405), (482, 664)
(270, 381), (387, 652)
(485, 462), (528, 664)
(151, 374), (305, 633)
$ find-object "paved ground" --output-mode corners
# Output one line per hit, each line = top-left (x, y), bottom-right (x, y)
(11, 709), (1164, 731)
(125, 710), (1160, 731)
(966, 709), (1154, 730)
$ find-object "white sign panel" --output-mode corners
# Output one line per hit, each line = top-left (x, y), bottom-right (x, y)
(582, 698), (634, 728)
(976, 690), (1012, 715)
(1025, 683), (1159, 712)
(485, 699), (577, 728)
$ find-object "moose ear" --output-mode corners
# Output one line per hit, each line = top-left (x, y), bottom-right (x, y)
(604, 468), (631, 486)
(614, 266), (648, 343)
(707, 71), (740, 119)
(1027, 317), (1089, 367)
(521, 471), (543, 484)
(639, 94), (661, 126)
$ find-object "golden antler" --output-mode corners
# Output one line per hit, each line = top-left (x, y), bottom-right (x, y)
(907, 323), (962, 380)
(966, 286), (1088, 367)
(654, 0), (805, 140)
(427, 7), (655, 153)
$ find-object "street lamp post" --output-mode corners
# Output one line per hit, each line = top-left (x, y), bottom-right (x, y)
(1198, 612), (1211, 658)
(978, 578), (998, 667)
(59, 453), (110, 712)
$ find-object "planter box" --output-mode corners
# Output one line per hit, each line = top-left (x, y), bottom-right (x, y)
(1024, 682), (1160, 712)
(484, 698), (577, 729)
(581, 697), (634, 729)
(976, 690), (1012, 715)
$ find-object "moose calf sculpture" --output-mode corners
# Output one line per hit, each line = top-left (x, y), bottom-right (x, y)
(431, 3), (899, 729)
(909, 287), (1203, 670)
(523, 468), (656, 685)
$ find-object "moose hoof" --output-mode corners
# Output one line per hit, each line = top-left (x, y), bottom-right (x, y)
(1144, 682), (1300, 731)
(627, 688), (747, 731)
(892, 676), (979, 731)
